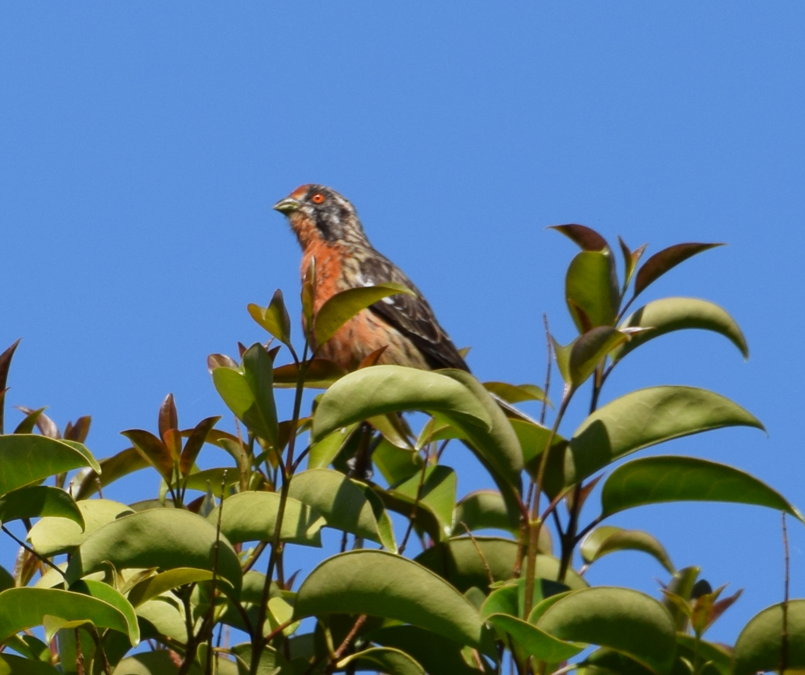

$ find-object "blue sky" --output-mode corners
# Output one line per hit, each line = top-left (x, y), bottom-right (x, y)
(1, 3), (804, 644)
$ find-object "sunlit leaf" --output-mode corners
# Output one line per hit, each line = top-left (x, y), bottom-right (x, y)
(580, 526), (674, 574)
(272, 358), (347, 389)
(373, 439), (423, 485)
(564, 386), (765, 486)
(389, 465), (457, 541)
(568, 326), (629, 387)
(13, 407), (45, 435)
(613, 297), (748, 362)
(29, 499), (134, 557)
(294, 550), (484, 647)
(248, 289), (292, 347)
(565, 250), (620, 332)
(207, 491), (325, 547)
(127, 568), (214, 607)
(64, 509), (242, 594)
(483, 382), (547, 405)
(733, 600), (805, 675)
(633, 243), (723, 299)
(0, 486), (83, 528)
(289, 469), (395, 550)
(536, 587), (677, 674)
(70, 579), (140, 646)
(71, 447), (149, 501)
(601, 456), (803, 522)
(455, 490), (520, 537)
(550, 224), (610, 252)
(0, 435), (99, 496)
(314, 283), (416, 349)
(488, 614), (584, 662)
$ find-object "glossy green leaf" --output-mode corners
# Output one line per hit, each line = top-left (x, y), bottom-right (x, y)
(314, 282), (416, 348)
(29, 499), (134, 557)
(312, 366), (491, 441)
(601, 456), (803, 522)
(248, 289), (292, 347)
(307, 423), (358, 469)
(536, 587), (677, 674)
(0, 654), (61, 674)
(372, 625), (482, 675)
(483, 381), (547, 404)
(232, 644), (292, 675)
(613, 297), (748, 362)
(207, 490), (325, 547)
(568, 327), (629, 387)
(388, 465), (456, 541)
(272, 358), (347, 389)
(0, 486), (83, 528)
(455, 490), (520, 536)
(481, 578), (571, 621)
(136, 597), (187, 644)
(488, 614), (584, 662)
(550, 224), (610, 252)
(289, 469), (395, 549)
(71, 580), (140, 646)
(733, 600), (805, 675)
(633, 243), (723, 299)
(675, 635), (731, 675)
(127, 568), (214, 607)
(0, 588), (132, 646)
(415, 537), (582, 594)
(565, 386), (764, 486)
(373, 438), (423, 485)
(375, 487), (445, 545)
(295, 550), (484, 647)
(565, 250), (620, 332)
(64, 508), (242, 594)
(212, 343), (278, 447)
(0, 435), (99, 496)
(337, 647), (425, 675)
(511, 418), (568, 497)
(71, 447), (149, 500)
(13, 407), (45, 435)
(580, 526), (674, 574)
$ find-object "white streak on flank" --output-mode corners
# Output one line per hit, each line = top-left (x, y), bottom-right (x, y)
(355, 272), (375, 288)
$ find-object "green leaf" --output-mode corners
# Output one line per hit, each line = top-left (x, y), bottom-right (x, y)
(613, 297), (748, 363)
(373, 438), (423, 485)
(314, 283), (416, 348)
(307, 423), (358, 469)
(618, 237), (647, 292)
(71, 447), (150, 500)
(127, 568), (214, 607)
(0, 566), (13, 594)
(733, 600), (805, 675)
(388, 465), (456, 541)
(248, 289), (292, 347)
(536, 587), (677, 674)
(29, 499), (134, 557)
(564, 386), (765, 486)
(633, 243), (723, 299)
(415, 537), (583, 594)
(601, 456), (804, 522)
(568, 327), (629, 388)
(565, 250), (620, 332)
(113, 651), (202, 675)
(0, 588), (133, 646)
(136, 597), (188, 644)
(0, 654), (62, 674)
(70, 580), (140, 646)
(207, 491), (325, 547)
(372, 625), (483, 675)
(511, 418), (568, 498)
(675, 635), (731, 675)
(0, 486), (83, 528)
(337, 647), (425, 675)
(550, 224), (611, 252)
(0, 435), (99, 496)
(212, 344), (278, 447)
(483, 381), (548, 405)
(272, 358), (347, 389)
(312, 366), (491, 442)
(580, 526), (674, 574)
(455, 490), (520, 536)
(294, 550), (484, 647)
(289, 469), (395, 550)
(487, 614), (584, 662)
(64, 509), (242, 595)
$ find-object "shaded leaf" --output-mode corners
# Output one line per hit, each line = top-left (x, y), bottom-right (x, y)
(373, 439), (423, 485)
(207, 491), (325, 547)
(633, 243), (723, 299)
(0, 653), (61, 674)
(112, 651), (202, 675)
(733, 600), (805, 675)
(71, 449), (149, 501)
(70, 580), (140, 646)
(0, 486), (83, 528)
(289, 469), (395, 550)
(127, 568), (214, 607)
(536, 587), (677, 674)
(565, 250), (620, 332)
(580, 526), (674, 574)
(372, 625), (483, 675)
(314, 283), (416, 348)
(565, 386), (765, 486)
(613, 297), (748, 363)
(158, 394), (178, 441)
(121, 429), (173, 482)
(337, 647), (425, 675)
(178, 416), (220, 476)
(389, 465), (457, 541)
(601, 456), (803, 522)
(0, 435), (99, 496)
(64, 416), (91, 443)
(248, 289), (292, 346)
(488, 614), (584, 662)
(550, 224), (610, 252)
(295, 550), (484, 647)
(64, 509), (242, 594)
(568, 327), (629, 388)
(308, 423), (358, 469)
(455, 490), (520, 537)
(483, 382), (547, 405)
(0, 339), (21, 436)
(272, 358), (347, 389)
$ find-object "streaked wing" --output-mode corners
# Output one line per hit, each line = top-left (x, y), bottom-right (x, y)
(358, 254), (469, 371)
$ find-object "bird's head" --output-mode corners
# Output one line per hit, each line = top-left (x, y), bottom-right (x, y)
(273, 184), (369, 248)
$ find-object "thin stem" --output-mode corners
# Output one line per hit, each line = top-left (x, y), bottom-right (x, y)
(780, 513), (790, 674)
(398, 449), (430, 556)
(323, 615), (367, 674)
(540, 314), (552, 426)
(2, 525), (65, 577)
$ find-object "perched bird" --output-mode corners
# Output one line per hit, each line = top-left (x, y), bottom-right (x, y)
(273, 184), (468, 373)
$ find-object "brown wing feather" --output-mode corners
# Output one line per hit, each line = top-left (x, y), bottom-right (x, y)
(358, 254), (469, 371)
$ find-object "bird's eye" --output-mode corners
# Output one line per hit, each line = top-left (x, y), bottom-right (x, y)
(311, 193), (325, 204)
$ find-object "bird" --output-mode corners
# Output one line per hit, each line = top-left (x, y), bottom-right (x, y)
(273, 184), (469, 373)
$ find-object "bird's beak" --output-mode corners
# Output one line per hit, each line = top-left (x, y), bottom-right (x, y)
(273, 197), (300, 214)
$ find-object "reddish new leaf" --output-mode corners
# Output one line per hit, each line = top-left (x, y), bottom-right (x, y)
(633, 243), (723, 299)
(158, 393), (179, 439)
(550, 224), (610, 251)
(0, 339), (21, 435)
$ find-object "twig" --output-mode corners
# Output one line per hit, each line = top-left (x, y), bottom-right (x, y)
(540, 314), (552, 426)
(779, 513), (790, 674)
(461, 522), (494, 587)
(2, 525), (65, 577)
